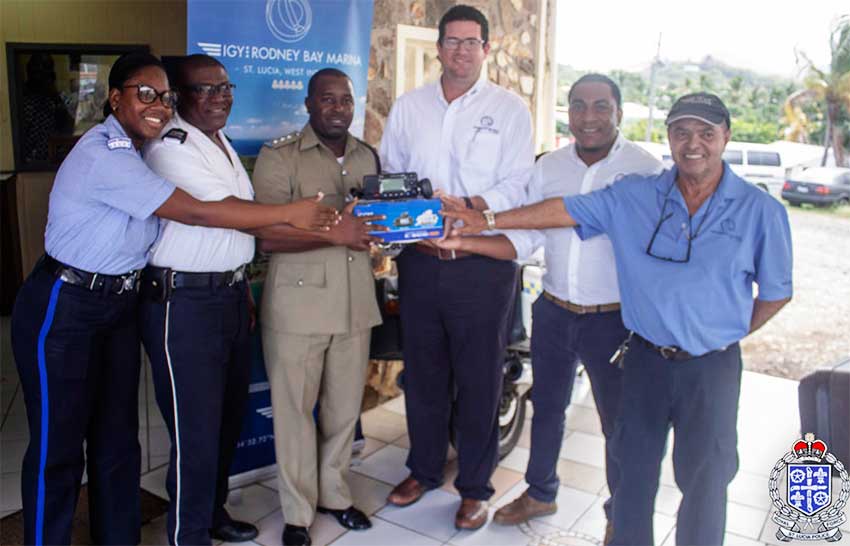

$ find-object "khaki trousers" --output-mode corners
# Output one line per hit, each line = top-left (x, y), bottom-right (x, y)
(262, 328), (371, 527)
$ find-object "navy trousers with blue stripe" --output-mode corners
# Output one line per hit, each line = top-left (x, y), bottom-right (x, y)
(139, 279), (251, 546)
(11, 259), (142, 545)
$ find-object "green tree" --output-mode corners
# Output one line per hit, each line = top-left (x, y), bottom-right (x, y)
(789, 15), (850, 166)
(622, 120), (666, 143)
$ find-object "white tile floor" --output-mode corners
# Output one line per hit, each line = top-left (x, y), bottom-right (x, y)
(1, 313), (840, 545)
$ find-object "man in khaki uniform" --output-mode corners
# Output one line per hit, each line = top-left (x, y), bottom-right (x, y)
(251, 68), (382, 546)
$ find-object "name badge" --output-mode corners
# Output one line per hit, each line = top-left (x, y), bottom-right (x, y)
(107, 137), (133, 150)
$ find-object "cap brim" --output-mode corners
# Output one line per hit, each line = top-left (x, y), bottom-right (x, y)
(665, 114), (725, 126)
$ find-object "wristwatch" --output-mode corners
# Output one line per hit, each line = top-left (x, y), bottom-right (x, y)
(483, 209), (497, 230)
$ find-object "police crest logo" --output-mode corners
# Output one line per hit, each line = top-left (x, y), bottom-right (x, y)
(769, 433), (849, 542)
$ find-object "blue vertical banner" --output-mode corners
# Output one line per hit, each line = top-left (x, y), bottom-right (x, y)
(187, 0), (375, 156)
(186, 1), (375, 481)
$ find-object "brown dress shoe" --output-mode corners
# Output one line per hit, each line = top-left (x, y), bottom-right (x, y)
(454, 498), (489, 530)
(387, 476), (431, 507)
(493, 490), (557, 525)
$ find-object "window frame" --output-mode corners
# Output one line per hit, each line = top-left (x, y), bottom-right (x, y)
(6, 42), (149, 172)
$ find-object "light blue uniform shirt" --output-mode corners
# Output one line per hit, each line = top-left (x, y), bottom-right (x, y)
(564, 164), (793, 356)
(46, 115), (175, 274)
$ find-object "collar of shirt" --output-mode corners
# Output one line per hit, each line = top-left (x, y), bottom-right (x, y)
(435, 76), (488, 108)
(298, 123), (360, 159)
(169, 113), (241, 173)
(656, 162), (745, 225)
(566, 131), (626, 171)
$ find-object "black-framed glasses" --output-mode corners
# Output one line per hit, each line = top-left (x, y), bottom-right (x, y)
(122, 84), (178, 108)
(645, 186), (717, 263)
(186, 82), (236, 98)
(441, 37), (486, 50)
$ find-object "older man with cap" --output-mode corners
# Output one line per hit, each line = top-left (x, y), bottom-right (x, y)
(442, 92), (793, 545)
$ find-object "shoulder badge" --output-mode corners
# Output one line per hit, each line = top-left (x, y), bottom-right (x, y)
(106, 137), (133, 150)
(263, 131), (301, 149)
(162, 128), (188, 144)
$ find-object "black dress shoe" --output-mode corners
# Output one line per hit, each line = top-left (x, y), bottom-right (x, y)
(210, 519), (260, 542)
(316, 506), (372, 530)
(211, 519), (259, 542)
(282, 524), (312, 546)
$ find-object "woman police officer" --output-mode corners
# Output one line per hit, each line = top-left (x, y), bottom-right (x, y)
(10, 52), (338, 546)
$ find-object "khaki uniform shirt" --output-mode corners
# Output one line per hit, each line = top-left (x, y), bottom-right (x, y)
(252, 124), (382, 335)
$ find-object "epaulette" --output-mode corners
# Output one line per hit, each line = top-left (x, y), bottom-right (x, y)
(106, 137), (133, 150)
(263, 131), (301, 149)
(162, 128), (188, 144)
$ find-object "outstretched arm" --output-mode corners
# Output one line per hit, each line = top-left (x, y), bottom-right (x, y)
(154, 190), (338, 231)
(432, 234), (518, 260)
(442, 197), (577, 235)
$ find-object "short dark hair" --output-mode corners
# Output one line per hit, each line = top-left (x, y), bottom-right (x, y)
(170, 54), (226, 88)
(568, 73), (622, 109)
(307, 68), (352, 98)
(103, 52), (165, 118)
(438, 5), (489, 44)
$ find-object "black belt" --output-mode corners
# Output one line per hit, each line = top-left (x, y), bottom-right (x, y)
(633, 333), (726, 362)
(142, 264), (248, 290)
(43, 254), (140, 295)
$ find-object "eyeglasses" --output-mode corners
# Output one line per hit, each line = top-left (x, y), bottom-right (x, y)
(122, 85), (178, 108)
(645, 185), (717, 263)
(186, 82), (237, 98)
(441, 37), (486, 51)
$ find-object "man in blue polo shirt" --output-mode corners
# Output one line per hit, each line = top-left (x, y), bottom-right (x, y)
(443, 93), (792, 546)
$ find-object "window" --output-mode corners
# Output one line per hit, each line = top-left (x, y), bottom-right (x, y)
(722, 150), (743, 164)
(747, 151), (781, 166)
(6, 43), (148, 171)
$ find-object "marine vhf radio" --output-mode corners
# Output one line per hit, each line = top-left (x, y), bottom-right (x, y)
(350, 172), (443, 245)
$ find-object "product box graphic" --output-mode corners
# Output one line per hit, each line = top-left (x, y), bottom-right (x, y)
(353, 198), (443, 243)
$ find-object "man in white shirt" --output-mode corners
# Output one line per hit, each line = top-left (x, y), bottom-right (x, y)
(140, 55), (259, 546)
(379, 5), (533, 530)
(436, 75), (662, 540)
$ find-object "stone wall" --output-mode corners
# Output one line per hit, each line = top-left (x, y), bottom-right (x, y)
(364, 0), (551, 147)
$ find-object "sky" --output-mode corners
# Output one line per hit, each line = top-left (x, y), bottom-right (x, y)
(556, 0), (849, 79)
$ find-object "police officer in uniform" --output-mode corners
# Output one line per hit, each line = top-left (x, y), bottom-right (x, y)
(10, 52), (337, 546)
(140, 54), (260, 546)
(251, 68), (383, 546)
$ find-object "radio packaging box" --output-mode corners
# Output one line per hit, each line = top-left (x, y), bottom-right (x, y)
(353, 198), (443, 243)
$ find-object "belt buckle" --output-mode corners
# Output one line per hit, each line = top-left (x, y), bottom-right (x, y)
(88, 273), (99, 291)
(116, 271), (139, 294)
(437, 248), (456, 261)
(169, 270), (178, 290)
(659, 346), (678, 360)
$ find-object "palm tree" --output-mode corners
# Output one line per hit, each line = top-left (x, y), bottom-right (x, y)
(789, 14), (850, 166)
